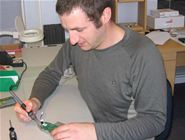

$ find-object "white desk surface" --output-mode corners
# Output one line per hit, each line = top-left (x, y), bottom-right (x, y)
(0, 46), (94, 140)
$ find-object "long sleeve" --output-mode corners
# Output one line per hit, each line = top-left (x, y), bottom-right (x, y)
(94, 40), (167, 140)
(29, 40), (73, 106)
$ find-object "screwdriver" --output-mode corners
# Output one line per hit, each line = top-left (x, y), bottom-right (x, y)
(9, 120), (17, 140)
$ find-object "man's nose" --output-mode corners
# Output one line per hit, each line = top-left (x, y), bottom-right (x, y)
(69, 31), (79, 45)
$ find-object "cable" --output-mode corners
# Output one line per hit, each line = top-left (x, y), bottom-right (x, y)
(9, 61), (27, 91)
(9, 61), (42, 126)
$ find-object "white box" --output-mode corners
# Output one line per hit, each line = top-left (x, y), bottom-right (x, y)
(151, 9), (179, 18)
(147, 15), (184, 29)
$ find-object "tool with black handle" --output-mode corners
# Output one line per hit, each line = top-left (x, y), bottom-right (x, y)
(9, 120), (17, 140)
(9, 61), (41, 127)
(9, 90), (41, 126)
(10, 91), (60, 133)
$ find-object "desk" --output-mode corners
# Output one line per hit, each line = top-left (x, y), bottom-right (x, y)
(157, 39), (185, 95)
(0, 47), (94, 140)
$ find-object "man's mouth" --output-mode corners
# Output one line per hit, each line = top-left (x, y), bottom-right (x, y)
(78, 42), (85, 47)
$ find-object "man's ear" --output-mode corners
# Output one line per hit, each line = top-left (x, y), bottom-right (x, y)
(100, 7), (112, 24)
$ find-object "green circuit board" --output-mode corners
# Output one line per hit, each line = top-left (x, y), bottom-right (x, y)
(41, 122), (58, 132)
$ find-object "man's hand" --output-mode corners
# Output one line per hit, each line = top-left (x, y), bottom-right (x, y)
(14, 98), (41, 122)
(50, 123), (97, 140)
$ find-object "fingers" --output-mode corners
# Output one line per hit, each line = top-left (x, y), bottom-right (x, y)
(26, 101), (33, 112)
(51, 124), (70, 139)
(51, 123), (97, 140)
(13, 100), (36, 123)
(14, 103), (30, 122)
(15, 111), (32, 122)
(52, 130), (70, 140)
(14, 102), (28, 116)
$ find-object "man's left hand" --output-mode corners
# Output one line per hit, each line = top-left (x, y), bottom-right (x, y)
(50, 122), (97, 140)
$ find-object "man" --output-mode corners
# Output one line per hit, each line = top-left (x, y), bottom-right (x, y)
(14, 0), (167, 140)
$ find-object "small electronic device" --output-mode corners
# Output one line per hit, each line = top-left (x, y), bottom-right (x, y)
(12, 59), (24, 67)
(38, 112), (63, 133)
(178, 38), (185, 43)
(40, 122), (58, 133)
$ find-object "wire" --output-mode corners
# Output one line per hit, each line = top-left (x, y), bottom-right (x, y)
(9, 61), (27, 91)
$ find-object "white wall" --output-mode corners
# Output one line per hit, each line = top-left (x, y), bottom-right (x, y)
(0, 0), (22, 45)
(40, 0), (60, 25)
(23, 0), (61, 29)
(24, 0), (41, 29)
(118, 0), (158, 23)
(147, 0), (158, 15)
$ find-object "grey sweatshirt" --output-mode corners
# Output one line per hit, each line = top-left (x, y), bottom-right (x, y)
(30, 26), (167, 140)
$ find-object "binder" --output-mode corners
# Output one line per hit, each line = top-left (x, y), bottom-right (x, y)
(0, 70), (20, 92)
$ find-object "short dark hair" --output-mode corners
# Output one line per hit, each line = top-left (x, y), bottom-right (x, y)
(56, 0), (113, 28)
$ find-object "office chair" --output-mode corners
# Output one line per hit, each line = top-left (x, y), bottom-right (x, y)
(155, 79), (172, 140)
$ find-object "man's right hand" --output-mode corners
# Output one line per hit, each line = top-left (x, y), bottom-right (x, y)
(14, 98), (41, 123)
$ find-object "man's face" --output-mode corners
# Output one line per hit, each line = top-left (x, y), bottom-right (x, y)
(59, 8), (106, 51)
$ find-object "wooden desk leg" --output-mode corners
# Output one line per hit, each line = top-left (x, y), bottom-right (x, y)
(164, 60), (176, 95)
(161, 52), (177, 95)
(176, 51), (185, 67)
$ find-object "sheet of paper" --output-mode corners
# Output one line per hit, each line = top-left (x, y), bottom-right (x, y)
(146, 31), (171, 45)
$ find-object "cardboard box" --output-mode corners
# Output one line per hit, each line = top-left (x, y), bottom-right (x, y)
(151, 9), (179, 18)
(0, 44), (22, 58)
(147, 15), (184, 29)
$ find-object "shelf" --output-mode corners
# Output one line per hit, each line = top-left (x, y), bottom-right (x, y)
(113, 0), (147, 33)
(118, 0), (144, 2)
(119, 22), (147, 34)
(119, 22), (144, 31)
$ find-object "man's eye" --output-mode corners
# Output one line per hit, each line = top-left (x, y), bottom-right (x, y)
(77, 29), (84, 32)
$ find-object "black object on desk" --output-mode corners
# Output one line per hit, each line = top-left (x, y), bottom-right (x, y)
(0, 51), (13, 65)
(0, 51), (23, 67)
(178, 38), (185, 43)
(9, 120), (17, 140)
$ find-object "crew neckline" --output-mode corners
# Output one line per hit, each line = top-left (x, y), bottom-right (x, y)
(92, 25), (130, 54)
